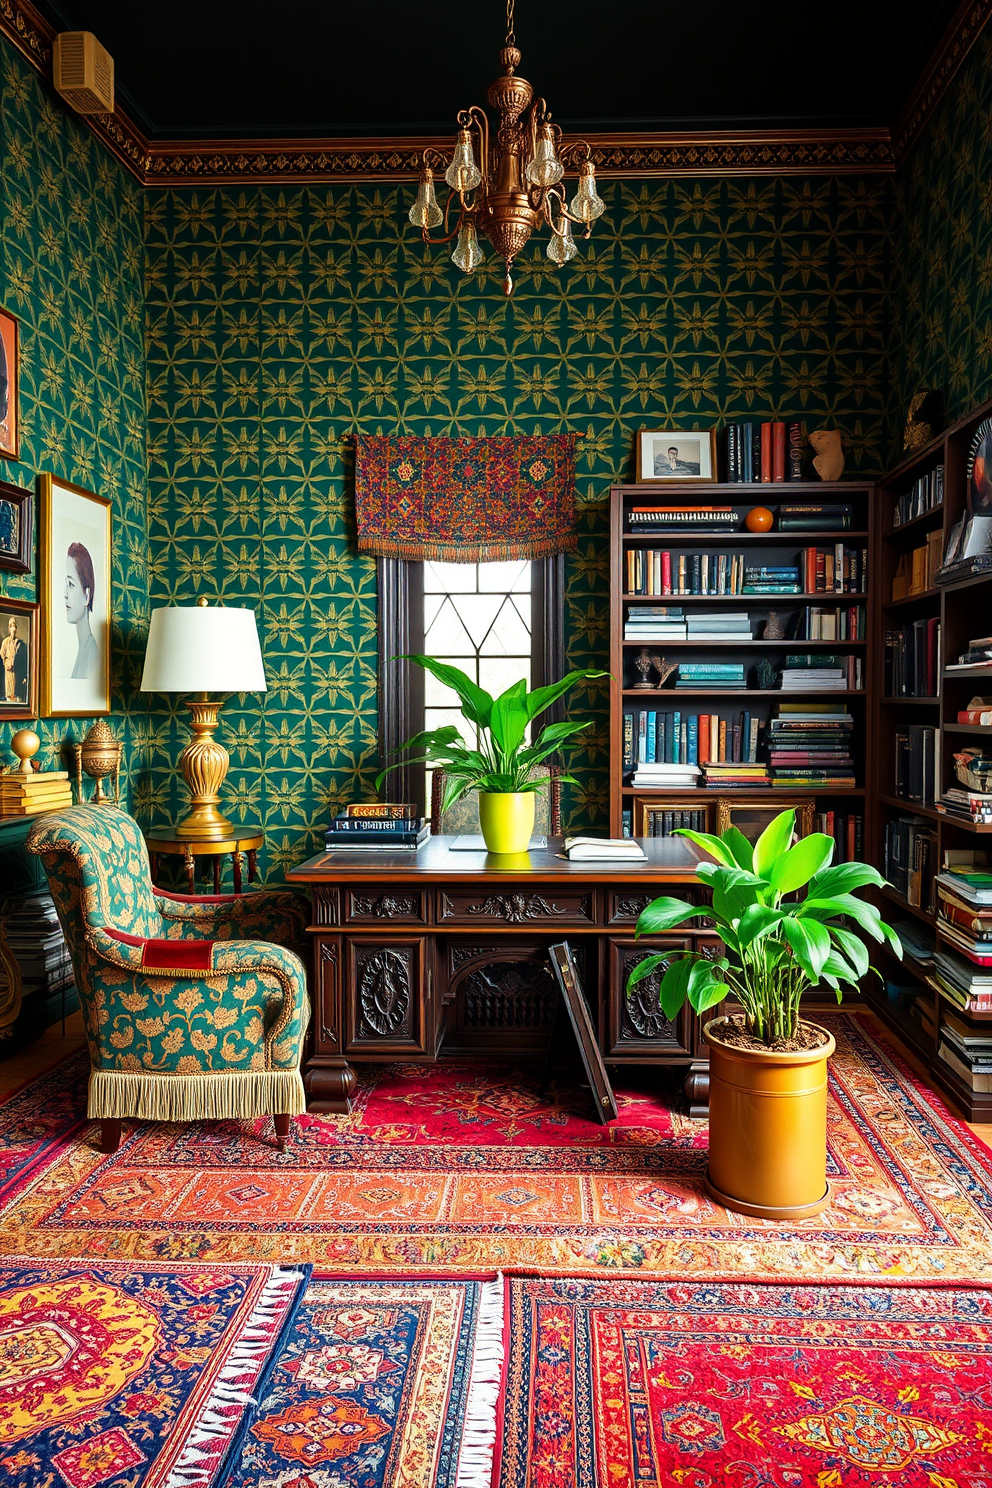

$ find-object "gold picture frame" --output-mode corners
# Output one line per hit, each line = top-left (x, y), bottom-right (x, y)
(0, 306), (19, 462)
(635, 428), (718, 483)
(0, 597), (39, 721)
(715, 798), (815, 843)
(639, 799), (714, 837)
(39, 473), (112, 717)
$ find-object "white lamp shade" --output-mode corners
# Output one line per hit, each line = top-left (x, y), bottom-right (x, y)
(140, 605), (267, 693)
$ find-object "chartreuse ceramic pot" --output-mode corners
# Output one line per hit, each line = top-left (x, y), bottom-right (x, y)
(478, 791), (535, 854)
(702, 1018), (836, 1220)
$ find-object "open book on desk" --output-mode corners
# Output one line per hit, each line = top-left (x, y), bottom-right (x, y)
(563, 837), (647, 861)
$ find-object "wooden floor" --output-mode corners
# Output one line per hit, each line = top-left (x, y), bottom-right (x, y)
(3, 1008), (991, 1149)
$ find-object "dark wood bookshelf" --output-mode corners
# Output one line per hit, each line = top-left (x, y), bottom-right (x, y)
(610, 479), (873, 864)
(871, 391), (992, 1120)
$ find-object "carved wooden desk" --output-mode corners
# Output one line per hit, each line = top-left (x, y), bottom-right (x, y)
(287, 836), (716, 1115)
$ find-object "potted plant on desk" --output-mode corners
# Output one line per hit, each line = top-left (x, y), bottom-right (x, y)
(377, 656), (605, 854)
(628, 808), (901, 1219)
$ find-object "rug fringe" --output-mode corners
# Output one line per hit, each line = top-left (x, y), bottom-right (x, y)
(455, 1273), (505, 1488)
(163, 1267), (306, 1488)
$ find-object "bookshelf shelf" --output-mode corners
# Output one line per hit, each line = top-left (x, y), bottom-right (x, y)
(621, 640), (867, 649)
(624, 592), (868, 603)
(620, 688), (867, 698)
(620, 785), (866, 797)
(623, 531), (868, 545)
(872, 392), (992, 1119)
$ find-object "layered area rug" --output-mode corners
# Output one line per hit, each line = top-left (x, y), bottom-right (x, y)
(499, 1276), (992, 1486)
(224, 1273), (503, 1488)
(0, 1257), (306, 1488)
(2, 1015), (992, 1280)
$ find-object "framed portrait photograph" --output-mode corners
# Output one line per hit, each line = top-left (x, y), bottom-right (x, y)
(39, 473), (112, 716)
(0, 597), (39, 721)
(0, 306), (18, 462)
(715, 798), (814, 843)
(0, 480), (31, 574)
(636, 428), (717, 483)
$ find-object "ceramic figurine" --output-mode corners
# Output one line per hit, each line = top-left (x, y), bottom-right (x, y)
(648, 654), (676, 688)
(763, 611), (785, 640)
(808, 429), (845, 482)
(755, 657), (778, 690)
(633, 649), (655, 689)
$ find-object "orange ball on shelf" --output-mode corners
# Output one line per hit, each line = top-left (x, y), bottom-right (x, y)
(745, 506), (774, 532)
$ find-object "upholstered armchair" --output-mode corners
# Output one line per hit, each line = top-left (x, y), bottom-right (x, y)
(28, 805), (310, 1154)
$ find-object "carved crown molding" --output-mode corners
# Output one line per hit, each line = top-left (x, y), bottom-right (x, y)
(1, 0), (988, 184)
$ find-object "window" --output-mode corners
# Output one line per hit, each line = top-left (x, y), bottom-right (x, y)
(377, 556), (564, 817)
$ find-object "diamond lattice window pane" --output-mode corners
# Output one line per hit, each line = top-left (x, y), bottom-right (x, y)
(478, 560), (532, 593)
(425, 560), (476, 593)
(479, 656), (530, 699)
(480, 596), (531, 655)
(425, 597), (476, 656)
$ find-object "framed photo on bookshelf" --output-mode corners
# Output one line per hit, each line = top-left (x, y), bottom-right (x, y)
(715, 798), (814, 843)
(639, 800), (714, 837)
(635, 428), (717, 483)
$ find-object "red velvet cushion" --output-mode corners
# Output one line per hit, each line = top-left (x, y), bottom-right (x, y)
(103, 927), (214, 971)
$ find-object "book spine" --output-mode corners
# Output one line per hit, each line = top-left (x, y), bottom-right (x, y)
(623, 711), (634, 770)
(772, 421), (786, 482)
(661, 549), (671, 595)
(787, 422), (803, 480)
(760, 422), (772, 483)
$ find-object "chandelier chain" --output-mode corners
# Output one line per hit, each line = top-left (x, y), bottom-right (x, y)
(505, 0), (515, 45)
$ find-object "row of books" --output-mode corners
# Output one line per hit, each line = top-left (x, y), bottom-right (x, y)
(626, 504), (854, 533)
(724, 421), (804, 483)
(891, 464), (943, 527)
(938, 1018), (992, 1092)
(780, 659), (862, 690)
(893, 726), (939, 807)
(945, 631), (992, 672)
(324, 803), (429, 852)
(796, 606), (867, 641)
(885, 815), (937, 911)
(624, 545), (866, 596)
(891, 530), (942, 600)
(623, 708), (763, 769)
(643, 807), (708, 836)
(624, 608), (751, 641)
(768, 704), (856, 787)
(883, 619), (940, 698)
(814, 809), (864, 864)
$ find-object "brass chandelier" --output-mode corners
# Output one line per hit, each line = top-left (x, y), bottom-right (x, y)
(408, 0), (607, 295)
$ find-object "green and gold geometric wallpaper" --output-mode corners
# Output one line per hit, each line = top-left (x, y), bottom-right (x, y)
(0, 40), (148, 769)
(143, 174), (891, 870)
(889, 21), (992, 446)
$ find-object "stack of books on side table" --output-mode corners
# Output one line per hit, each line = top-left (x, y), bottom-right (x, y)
(325, 803), (429, 852)
(0, 769), (73, 817)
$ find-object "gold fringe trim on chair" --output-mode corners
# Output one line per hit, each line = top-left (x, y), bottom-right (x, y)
(88, 1068), (307, 1122)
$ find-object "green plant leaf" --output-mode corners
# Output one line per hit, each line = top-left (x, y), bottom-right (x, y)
(635, 897), (702, 935)
(688, 967), (730, 1013)
(736, 904), (785, 947)
(768, 833), (835, 897)
(752, 809), (796, 879)
(711, 867), (764, 925)
(488, 678), (529, 757)
(822, 950), (859, 984)
(807, 862), (886, 898)
(659, 955), (695, 1020)
(672, 828), (738, 868)
(781, 915), (831, 981)
(521, 669), (609, 726)
(799, 894), (885, 941)
(828, 926), (870, 979)
(721, 826), (754, 871)
(626, 952), (673, 989)
(399, 655), (494, 728)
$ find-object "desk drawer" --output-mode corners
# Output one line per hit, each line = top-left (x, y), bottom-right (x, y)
(343, 887), (429, 925)
(438, 887), (595, 927)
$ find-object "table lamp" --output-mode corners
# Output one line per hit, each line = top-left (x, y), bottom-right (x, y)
(140, 599), (266, 840)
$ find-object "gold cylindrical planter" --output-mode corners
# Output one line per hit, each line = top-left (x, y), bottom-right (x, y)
(478, 792), (536, 854)
(702, 1018), (836, 1220)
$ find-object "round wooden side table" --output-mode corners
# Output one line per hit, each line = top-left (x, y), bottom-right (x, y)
(145, 827), (264, 894)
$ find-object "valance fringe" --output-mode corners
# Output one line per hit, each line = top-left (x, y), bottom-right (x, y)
(88, 1068), (307, 1121)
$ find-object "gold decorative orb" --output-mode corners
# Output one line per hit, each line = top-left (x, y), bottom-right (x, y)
(745, 506), (774, 533)
(10, 728), (40, 774)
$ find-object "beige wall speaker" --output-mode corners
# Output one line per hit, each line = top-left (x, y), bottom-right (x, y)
(53, 32), (115, 114)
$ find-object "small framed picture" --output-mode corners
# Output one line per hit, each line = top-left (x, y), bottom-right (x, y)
(39, 473), (112, 716)
(0, 598), (39, 720)
(715, 798), (814, 843)
(548, 941), (618, 1124)
(636, 428), (717, 483)
(0, 306), (18, 462)
(0, 480), (31, 574)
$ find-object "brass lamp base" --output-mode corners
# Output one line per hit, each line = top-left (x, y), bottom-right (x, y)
(175, 696), (235, 840)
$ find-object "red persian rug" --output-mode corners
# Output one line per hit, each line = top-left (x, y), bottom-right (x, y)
(499, 1276), (992, 1487)
(0, 1257), (306, 1488)
(3, 1015), (992, 1282)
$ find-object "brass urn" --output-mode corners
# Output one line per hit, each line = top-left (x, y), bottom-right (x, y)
(74, 720), (122, 804)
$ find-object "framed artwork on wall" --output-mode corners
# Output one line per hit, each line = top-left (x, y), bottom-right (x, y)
(0, 306), (18, 462)
(0, 597), (39, 720)
(635, 428), (717, 483)
(38, 473), (112, 716)
(0, 480), (31, 574)
(715, 798), (814, 843)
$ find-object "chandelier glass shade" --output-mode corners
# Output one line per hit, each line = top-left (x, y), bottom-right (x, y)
(408, 6), (607, 295)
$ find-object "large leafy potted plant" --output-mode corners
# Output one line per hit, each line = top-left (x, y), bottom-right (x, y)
(377, 656), (606, 853)
(628, 808), (901, 1219)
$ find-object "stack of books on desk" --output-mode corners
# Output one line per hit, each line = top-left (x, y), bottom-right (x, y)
(564, 837), (647, 861)
(0, 769), (73, 817)
(325, 803), (429, 852)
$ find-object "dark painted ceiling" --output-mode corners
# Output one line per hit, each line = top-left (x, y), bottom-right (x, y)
(34, 0), (962, 139)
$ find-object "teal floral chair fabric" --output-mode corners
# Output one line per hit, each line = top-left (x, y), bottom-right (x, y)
(28, 805), (311, 1151)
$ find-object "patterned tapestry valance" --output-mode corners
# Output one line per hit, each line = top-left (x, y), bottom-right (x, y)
(354, 434), (577, 562)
